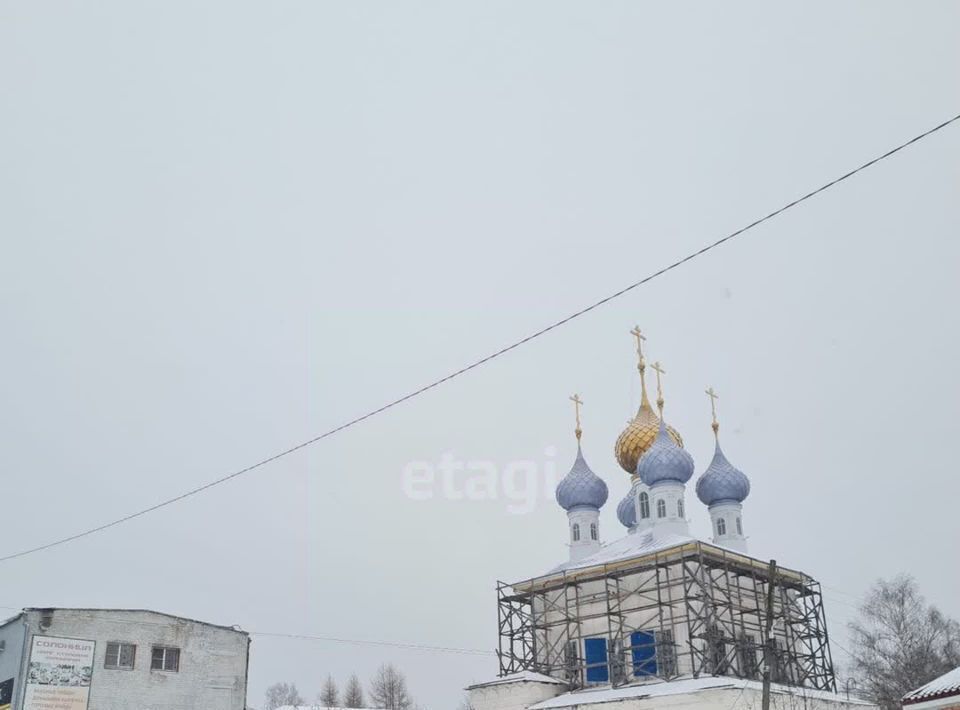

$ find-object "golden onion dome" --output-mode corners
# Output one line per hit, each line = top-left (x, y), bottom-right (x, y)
(616, 328), (683, 475)
(614, 394), (683, 475)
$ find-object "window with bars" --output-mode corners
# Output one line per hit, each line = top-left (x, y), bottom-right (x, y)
(656, 499), (666, 518)
(639, 492), (650, 519)
(151, 646), (180, 672)
(104, 642), (136, 670)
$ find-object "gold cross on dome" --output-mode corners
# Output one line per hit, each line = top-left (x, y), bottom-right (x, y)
(570, 394), (584, 440)
(706, 387), (720, 437)
(650, 361), (667, 413)
(630, 326), (646, 367)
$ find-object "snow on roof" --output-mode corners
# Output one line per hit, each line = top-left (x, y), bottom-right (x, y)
(528, 677), (874, 709)
(21, 607), (247, 634)
(0, 610), (24, 628)
(904, 667), (960, 703)
(467, 671), (567, 689)
(528, 676), (735, 708)
(538, 529), (752, 580)
(528, 529), (803, 586)
(546, 530), (697, 574)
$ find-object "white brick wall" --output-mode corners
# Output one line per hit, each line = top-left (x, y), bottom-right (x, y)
(13, 609), (249, 710)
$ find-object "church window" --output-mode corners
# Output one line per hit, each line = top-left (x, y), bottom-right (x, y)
(706, 626), (728, 674)
(630, 630), (657, 677)
(657, 629), (677, 677)
(564, 640), (580, 685)
(609, 637), (627, 685)
(584, 637), (609, 683)
(572, 524), (580, 542)
(738, 635), (760, 679)
(736, 517), (742, 535)
(590, 523), (598, 541)
(656, 499), (666, 518)
(630, 628), (676, 679)
(717, 518), (727, 536)
(677, 499), (685, 518)
(639, 492), (650, 519)
(772, 639), (791, 684)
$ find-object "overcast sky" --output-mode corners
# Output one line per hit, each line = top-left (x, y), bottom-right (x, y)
(2, 2), (959, 708)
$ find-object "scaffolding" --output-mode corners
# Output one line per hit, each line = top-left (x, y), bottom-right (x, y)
(496, 541), (835, 692)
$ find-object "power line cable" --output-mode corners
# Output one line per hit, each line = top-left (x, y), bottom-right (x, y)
(248, 631), (494, 657)
(2, 112), (958, 565)
(0, 604), (492, 656)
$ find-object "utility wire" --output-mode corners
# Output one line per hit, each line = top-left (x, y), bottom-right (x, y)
(0, 603), (491, 656)
(249, 631), (493, 656)
(2, 112), (958, 565)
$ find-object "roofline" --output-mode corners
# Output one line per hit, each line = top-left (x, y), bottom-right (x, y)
(21, 608), (248, 636)
(466, 675), (567, 690)
(903, 688), (960, 706)
(510, 540), (812, 593)
(527, 676), (874, 709)
(0, 611), (25, 629)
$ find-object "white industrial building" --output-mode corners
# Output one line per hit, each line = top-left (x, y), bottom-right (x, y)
(468, 332), (875, 710)
(0, 607), (249, 710)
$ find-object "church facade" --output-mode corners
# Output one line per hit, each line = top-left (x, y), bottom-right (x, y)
(469, 330), (873, 710)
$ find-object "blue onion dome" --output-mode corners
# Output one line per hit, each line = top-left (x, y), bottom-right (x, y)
(637, 418), (695, 486)
(696, 442), (751, 506)
(556, 446), (609, 511)
(617, 487), (637, 528)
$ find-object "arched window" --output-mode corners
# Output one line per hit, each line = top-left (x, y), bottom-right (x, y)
(736, 517), (742, 535)
(639, 492), (650, 519)
(656, 499), (667, 518)
(717, 518), (727, 536)
(677, 499), (685, 518)
(572, 523), (581, 542)
(590, 523), (598, 541)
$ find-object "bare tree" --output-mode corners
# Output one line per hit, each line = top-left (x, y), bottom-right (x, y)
(456, 694), (475, 710)
(264, 681), (306, 710)
(344, 673), (365, 708)
(848, 575), (960, 710)
(369, 664), (413, 710)
(320, 674), (340, 707)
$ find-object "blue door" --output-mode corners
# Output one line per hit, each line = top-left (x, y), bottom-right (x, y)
(584, 637), (609, 682)
(631, 630), (657, 677)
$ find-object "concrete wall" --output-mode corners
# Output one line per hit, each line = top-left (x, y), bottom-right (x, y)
(470, 680), (565, 710)
(530, 557), (807, 686)
(472, 683), (875, 710)
(0, 614), (27, 706)
(13, 609), (249, 710)
(555, 686), (874, 710)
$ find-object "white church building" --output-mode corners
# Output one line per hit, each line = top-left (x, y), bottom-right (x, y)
(468, 330), (875, 710)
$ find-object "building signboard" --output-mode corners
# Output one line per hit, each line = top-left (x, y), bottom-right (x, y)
(23, 636), (95, 710)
